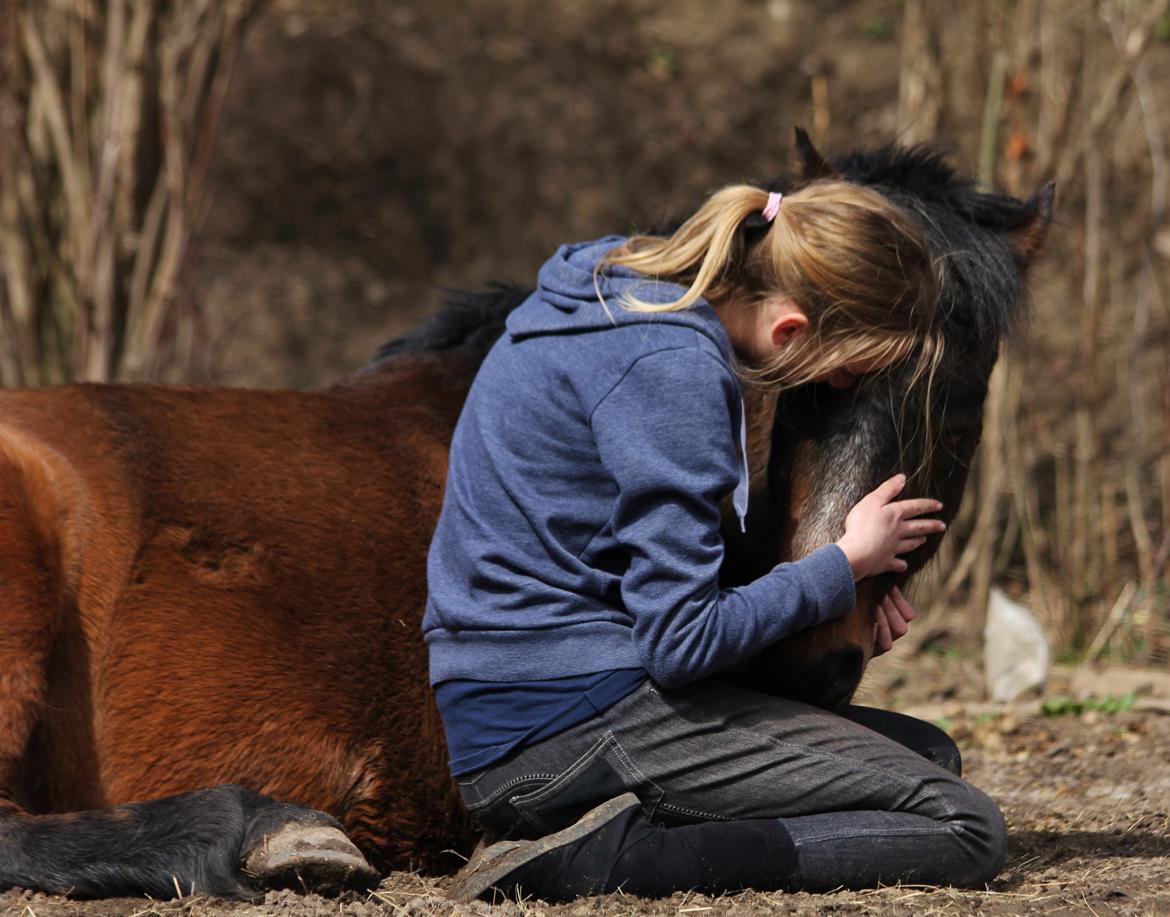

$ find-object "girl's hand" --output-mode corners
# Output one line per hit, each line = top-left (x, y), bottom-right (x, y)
(873, 586), (917, 656)
(835, 474), (945, 581)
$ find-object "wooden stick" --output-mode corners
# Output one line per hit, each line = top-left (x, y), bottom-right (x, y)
(978, 49), (1007, 192)
(1084, 580), (1138, 662)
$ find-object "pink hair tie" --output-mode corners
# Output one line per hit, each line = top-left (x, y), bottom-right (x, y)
(761, 191), (784, 222)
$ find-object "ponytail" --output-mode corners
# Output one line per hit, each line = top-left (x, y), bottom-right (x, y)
(597, 180), (941, 394)
(596, 186), (774, 313)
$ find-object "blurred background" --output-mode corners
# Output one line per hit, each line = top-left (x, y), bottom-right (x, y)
(0, 0), (1167, 678)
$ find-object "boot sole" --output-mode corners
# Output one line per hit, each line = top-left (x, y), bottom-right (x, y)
(448, 792), (642, 902)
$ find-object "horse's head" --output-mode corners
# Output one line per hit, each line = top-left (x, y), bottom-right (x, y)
(727, 131), (1053, 709)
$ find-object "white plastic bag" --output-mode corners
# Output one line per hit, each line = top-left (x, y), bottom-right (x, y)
(984, 587), (1049, 702)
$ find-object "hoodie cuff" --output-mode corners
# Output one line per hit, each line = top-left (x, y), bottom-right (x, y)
(794, 544), (857, 626)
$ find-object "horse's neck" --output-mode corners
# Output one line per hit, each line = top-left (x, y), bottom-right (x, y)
(743, 386), (778, 497)
(716, 386), (784, 584)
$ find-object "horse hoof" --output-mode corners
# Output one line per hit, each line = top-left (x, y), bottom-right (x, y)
(242, 823), (379, 895)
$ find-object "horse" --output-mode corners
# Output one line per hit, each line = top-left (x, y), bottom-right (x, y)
(0, 133), (1051, 900)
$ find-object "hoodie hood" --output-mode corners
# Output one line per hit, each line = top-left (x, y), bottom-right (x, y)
(505, 235), (735, 360)
(505, 235), (750, 534)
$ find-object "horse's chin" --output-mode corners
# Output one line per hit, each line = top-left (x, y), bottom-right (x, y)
(778, 644), (865, 711)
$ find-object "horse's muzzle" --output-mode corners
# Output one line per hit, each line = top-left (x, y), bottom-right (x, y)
(781, 644), (865, 711)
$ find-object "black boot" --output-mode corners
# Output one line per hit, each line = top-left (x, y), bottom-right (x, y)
(451, 794), (644, 901)
(450, 793), (798, 902)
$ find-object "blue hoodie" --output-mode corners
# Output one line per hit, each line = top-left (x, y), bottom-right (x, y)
(423, 236), (857, 695)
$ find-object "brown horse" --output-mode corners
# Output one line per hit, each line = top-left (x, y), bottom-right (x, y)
(0, 135), (1050, 899)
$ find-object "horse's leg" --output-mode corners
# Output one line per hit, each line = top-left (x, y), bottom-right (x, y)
(0, 784), (378, 899)
(0, 455), (62, 805)
(0, 457), (377, 899)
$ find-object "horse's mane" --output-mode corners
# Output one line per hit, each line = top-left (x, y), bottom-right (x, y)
(832, 144), (1037, 235)
(369, 283), (530, 364)
(369, 143), (1035, 368)
(831, 143), (1032, 354)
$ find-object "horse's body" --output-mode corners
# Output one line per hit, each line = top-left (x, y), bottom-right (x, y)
(0, 138), (1050, 899)
(0, 358), (478, 871)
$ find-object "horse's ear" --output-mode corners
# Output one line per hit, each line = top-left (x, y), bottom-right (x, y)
(793, 127), (839, 183)
(1012, 181), (1055, 268)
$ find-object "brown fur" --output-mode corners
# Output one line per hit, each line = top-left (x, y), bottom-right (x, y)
(0, 357), (479, 872)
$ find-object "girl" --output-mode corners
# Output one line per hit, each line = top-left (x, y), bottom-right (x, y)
(423, 180), (1007, 900)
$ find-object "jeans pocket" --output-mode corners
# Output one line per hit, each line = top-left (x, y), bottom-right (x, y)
(508, 731), (663, 837)
(464, 774), (553, 840)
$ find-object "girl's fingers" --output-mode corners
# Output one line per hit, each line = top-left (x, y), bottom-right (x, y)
(886, 604), (909, 638)
(872, 590), (913, 656)
(876, 474), (908, 500)
(874, 610), (893, 655)
(895, 536), (928, 553)
(893, 498), (945, 518)
(864, 475), (908, 510)
(890, 588), (917, 620)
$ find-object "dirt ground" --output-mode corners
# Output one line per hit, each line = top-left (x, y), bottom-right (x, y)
(4, 653), (1168, 917)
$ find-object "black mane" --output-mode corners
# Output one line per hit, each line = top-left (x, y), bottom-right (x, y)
(830, 143), (1032, 357)
(368, 283), (530, 365)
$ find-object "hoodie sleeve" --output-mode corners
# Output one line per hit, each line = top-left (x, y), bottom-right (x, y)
(590, 347), (856, 689)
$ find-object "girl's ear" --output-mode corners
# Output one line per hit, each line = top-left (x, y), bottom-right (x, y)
(770, 310), (809, 348)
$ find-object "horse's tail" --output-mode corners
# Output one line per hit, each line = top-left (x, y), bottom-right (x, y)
(368, 284), (532, 369)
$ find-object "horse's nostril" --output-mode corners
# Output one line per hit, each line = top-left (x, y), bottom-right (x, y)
(810, 645), (865, 710)
(825, 645), (864, 706)
(774, 644), (865, 710)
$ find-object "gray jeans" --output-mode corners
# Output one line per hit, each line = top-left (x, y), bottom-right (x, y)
(456, 679), (1006, 890)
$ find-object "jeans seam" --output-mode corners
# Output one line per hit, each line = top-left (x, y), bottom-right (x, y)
(456, 770), (487, 788)
(509, 733), (616, 808)
(606, 733), (663, 819)
(464, 773), (559, 810)
(936, 782), (959, 821)
(657, 800), (729, 822)
(792, 824), (948, 845)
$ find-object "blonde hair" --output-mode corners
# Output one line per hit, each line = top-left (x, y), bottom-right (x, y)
(597, 180), (946, 476)
(599, 180), (941, 383)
